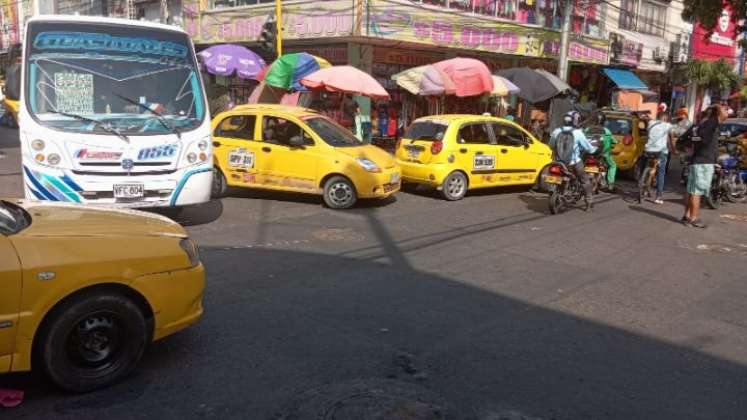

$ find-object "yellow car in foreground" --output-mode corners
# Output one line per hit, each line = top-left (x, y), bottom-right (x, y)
(395, 115), (552, 200)
(211, 105), (400, 209)
(0, 199), (204, 392)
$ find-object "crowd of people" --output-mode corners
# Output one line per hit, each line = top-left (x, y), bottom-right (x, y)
(547, 103), (726, 228)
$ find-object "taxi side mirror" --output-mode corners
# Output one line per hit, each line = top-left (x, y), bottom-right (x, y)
(289, 135), (304, 148)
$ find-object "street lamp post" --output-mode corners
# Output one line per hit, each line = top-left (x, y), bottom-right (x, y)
(275, 0), (283, 56)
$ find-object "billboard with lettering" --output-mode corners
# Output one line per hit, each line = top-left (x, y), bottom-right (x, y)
(692, 6), (737, 62)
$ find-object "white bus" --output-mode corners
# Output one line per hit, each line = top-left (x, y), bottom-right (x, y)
(20, 16), (212, 208)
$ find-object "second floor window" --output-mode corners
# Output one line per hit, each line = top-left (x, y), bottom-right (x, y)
(619, 0), (666, 37)
(619, 0), (636, 31)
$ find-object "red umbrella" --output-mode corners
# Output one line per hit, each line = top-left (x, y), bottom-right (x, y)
(300, 65), (390, 99)
(432, 58), (493, 97)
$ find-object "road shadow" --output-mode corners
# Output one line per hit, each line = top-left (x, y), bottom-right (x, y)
(628, 204), (682, 223)
(146, 199), (224, 227)
(0, 127), (18, 150)
(227, 186), (397, 210)
(5, 246), (747, 419)
(402, 183), (533, 202)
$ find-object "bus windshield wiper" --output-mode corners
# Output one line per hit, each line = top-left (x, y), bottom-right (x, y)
(51, 110), (129, 143)
(115, 93), (181, 139)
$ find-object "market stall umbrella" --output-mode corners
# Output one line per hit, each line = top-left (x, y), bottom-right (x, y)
(391, 65), (454, 96)
(197, 44), (266, 79)
(263, 53), (331, 91)
(300, 65), (390, 99)
(534, 69), (577, 97)
(490, 75), (520, 97)
(496, 67), (568, 103)
(432, 58), (493, 97)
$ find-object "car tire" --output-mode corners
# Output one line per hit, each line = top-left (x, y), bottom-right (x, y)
(323, 176), (357, 209)
(211, 168), (227, 199)
(36, 292), (149, 393)
(441, 171), (468, 201)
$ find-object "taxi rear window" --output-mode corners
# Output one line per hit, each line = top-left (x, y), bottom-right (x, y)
(405, 121), (447, 141)
(605, 118), (632, 135)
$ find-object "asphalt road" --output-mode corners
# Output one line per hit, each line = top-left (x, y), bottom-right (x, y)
(2, 126), (747, 419)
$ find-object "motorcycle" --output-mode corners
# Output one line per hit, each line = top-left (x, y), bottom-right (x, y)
(711, 143), (747, 207)
(584, 129), (609, 194)
(544, 156), (600, 214)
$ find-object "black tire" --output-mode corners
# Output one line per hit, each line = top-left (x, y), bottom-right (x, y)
(548, 190), (565, 215)
(36, 292), (148, 393)
(211, 168), (227, 199)
(323, 176), (357, 209)
(441, 171), (468, 201)
(706, 191), (721, 209)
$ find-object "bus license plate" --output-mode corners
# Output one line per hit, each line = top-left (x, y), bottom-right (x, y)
(114, 184), (144, 199)
(543, 175), (562, 184)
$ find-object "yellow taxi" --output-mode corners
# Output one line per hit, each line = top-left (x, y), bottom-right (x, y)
(211, 105), (401, 209)
(395, 115), (552, 200)
(0, 199), (204, 392)
(602, 110), (649, 173)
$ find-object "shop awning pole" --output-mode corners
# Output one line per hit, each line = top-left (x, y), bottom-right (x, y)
(275, 0), (283, 56)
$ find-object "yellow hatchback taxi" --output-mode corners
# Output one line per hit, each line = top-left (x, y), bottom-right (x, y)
(211, 105), (401, 209)
(396, 115), (552, 200)
(0, 199), (204, 392)
(603, 110), (648, 173)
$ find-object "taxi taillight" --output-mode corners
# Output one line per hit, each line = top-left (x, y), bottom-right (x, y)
(623, 135), (634, 145)
(431, 140), (443, 155)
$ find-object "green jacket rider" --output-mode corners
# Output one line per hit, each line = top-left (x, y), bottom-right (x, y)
(584, 113), (618, 191)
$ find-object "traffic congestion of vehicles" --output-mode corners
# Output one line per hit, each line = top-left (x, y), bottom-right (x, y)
(2, 14), (746, 397)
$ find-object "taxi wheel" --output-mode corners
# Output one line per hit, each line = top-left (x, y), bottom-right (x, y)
(36, 292), (148, 393)
(211, 168), (227, 198)
(323, 176), (357, 209)
(441, 171), (467, 201)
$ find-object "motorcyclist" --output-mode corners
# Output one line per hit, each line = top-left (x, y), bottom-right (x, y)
(584, 112), (618, 192)
(550, 111), (597, 211)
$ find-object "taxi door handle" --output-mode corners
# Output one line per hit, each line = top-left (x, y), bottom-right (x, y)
(262, 147), (272, 153)
(212, 141), (221, 147)
(459, 148), (468, 154)
(501, 149), (508, 154)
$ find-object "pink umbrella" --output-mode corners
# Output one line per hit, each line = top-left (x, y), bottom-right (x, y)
(420, 66), (456, 96)
(432, 58), (493, 97)
(300, 65), (390, 99)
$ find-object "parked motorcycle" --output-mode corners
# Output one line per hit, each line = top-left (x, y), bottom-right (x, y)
(682, 141), (747, 209)
(544, 157), (600, 214)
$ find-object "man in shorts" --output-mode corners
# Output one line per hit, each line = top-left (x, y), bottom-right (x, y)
(682, 105), (725, 228)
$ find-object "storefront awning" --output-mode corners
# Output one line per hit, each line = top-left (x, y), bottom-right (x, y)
(603, 68), (649, 90)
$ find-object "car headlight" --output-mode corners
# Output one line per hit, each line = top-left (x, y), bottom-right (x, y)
(179, 238), (200, 267)
(356, 158), (381, 173)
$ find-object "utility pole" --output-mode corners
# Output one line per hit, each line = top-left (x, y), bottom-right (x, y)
(275, 0), (283, 57)
(557, 0), (573, 82)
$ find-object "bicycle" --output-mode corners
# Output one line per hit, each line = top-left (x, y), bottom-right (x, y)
(638, 152), (661, 204)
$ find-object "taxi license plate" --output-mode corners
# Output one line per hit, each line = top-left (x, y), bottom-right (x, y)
(390, 172), (400, 184)
(113, 184), (144, 199)
(585, 167), (599, 173)
(407, 148), (421, 159)
(543, 175), (562, 184)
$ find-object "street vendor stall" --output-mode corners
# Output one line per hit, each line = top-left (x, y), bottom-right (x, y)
(197, 44), (266, 115)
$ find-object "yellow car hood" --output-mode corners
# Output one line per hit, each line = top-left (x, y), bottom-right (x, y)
(334, 145), (397, 169)
(15, 201), (187, 239)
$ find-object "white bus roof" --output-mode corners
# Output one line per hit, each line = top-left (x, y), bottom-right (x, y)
(27, 15), (188, 34)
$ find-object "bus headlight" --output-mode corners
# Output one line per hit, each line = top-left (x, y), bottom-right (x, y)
(198, 140), (208, 151)
(47, 153), (61, 166)
(187, 152), (197, 163)
(31, 139), (45, 151)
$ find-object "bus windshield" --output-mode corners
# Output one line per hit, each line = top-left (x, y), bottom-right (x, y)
(25, 21), (205, 137)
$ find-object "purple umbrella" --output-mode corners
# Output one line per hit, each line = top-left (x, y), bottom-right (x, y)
(198, 44), (266, 80)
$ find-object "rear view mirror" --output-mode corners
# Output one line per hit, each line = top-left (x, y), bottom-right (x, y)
(289, 136), (304, 147)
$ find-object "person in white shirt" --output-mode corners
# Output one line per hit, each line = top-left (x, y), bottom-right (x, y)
(641, 108), (675, 204)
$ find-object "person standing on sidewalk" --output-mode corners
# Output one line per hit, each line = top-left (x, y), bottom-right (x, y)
(682, 105), (725, 228)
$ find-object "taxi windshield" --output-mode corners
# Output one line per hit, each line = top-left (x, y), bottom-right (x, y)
(25, 22), (205, 137)
(405, 121), (447, 141)
(305, 117), (362, 147)
(605, 118), (632, 136)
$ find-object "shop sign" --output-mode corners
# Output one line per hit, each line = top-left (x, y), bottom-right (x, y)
(367, 0), (609, 65)
(373, 48), (444, 66)
(286, 46), (348, 64)
(692, 6), (737, 62)
(183, 0), (354, 44)
(0, 0), (19, 51)
(610, 34), (643, 67)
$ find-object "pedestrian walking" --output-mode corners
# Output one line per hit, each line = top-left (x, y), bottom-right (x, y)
(681, 105), (725, 228)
